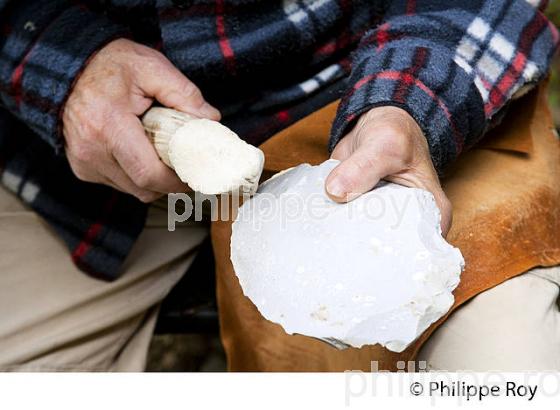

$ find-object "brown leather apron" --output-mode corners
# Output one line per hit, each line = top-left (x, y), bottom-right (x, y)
(211, 83), (560, 371)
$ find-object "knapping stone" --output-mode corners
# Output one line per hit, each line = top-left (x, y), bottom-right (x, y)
(231, 160), (464, 352)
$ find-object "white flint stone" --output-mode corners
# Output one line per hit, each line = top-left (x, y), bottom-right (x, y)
(231, 160), (464, 352)
(142, 107), (264, 195)
(169, 119), (265, 195)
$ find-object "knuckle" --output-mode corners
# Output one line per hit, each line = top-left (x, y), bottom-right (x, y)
(72, 143), (94, 163)
(375, 130), (413, 165)
(70, 106), (107, 141)
(334, 165), (359, 193)
(138, 44), (159, 59)
(352, 153), (377, 176)
(131, 167), (155, 189)
(125, 41), (162, 66)
(137, 47), (173, 75)
(142, 54), (163, 73)
(181, 81), (202, 102)
(136, 192), (159, 203)
(104, 121), (125, 152)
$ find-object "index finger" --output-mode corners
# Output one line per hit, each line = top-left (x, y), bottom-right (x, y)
(108, 114), (189, 193)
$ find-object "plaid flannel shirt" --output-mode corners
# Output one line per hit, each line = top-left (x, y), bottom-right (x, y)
(0, 0), (558, 280)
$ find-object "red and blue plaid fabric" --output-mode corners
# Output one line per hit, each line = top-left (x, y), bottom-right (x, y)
(0, 0), (558, 279)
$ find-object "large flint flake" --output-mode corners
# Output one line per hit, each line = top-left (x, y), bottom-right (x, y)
(231, 160), (464, 352)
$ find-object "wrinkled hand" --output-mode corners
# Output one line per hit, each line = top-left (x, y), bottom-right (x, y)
(62, 38), (220, 202)
(325, 106), (452, 235)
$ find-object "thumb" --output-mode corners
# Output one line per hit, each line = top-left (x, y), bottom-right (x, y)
(137, 55), (221, 120)
(325, 146), (402, 203)
(326, 147), (453, 235)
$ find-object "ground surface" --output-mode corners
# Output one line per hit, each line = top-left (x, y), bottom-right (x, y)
(147, 334), (226, 372)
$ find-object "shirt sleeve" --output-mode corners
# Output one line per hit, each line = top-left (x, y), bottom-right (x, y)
(0, 0), (129, 153)
(329, 0), (559, 173)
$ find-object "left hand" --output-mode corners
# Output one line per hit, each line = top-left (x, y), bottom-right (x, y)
(325, 106), (452, 236)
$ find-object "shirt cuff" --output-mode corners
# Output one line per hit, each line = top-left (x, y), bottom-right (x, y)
(329, 43), (486, 173)
(14, 6), (128, 153)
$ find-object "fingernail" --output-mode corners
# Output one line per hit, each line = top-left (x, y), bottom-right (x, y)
(326, 176), (346, 198)
(200, 103), (221, 120)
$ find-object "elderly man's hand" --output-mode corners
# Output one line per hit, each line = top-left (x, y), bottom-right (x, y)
(62, 38), (220, 202)
(325, 106), (452, 236)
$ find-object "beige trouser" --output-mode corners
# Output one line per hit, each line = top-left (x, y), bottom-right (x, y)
(418, 267), (560, 371)
(1, 184), (559, 371)
(0, 186), (207, 371)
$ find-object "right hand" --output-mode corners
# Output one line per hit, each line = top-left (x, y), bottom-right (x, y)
(326, 106), (452, 236)
(62, 38), (221, 202)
